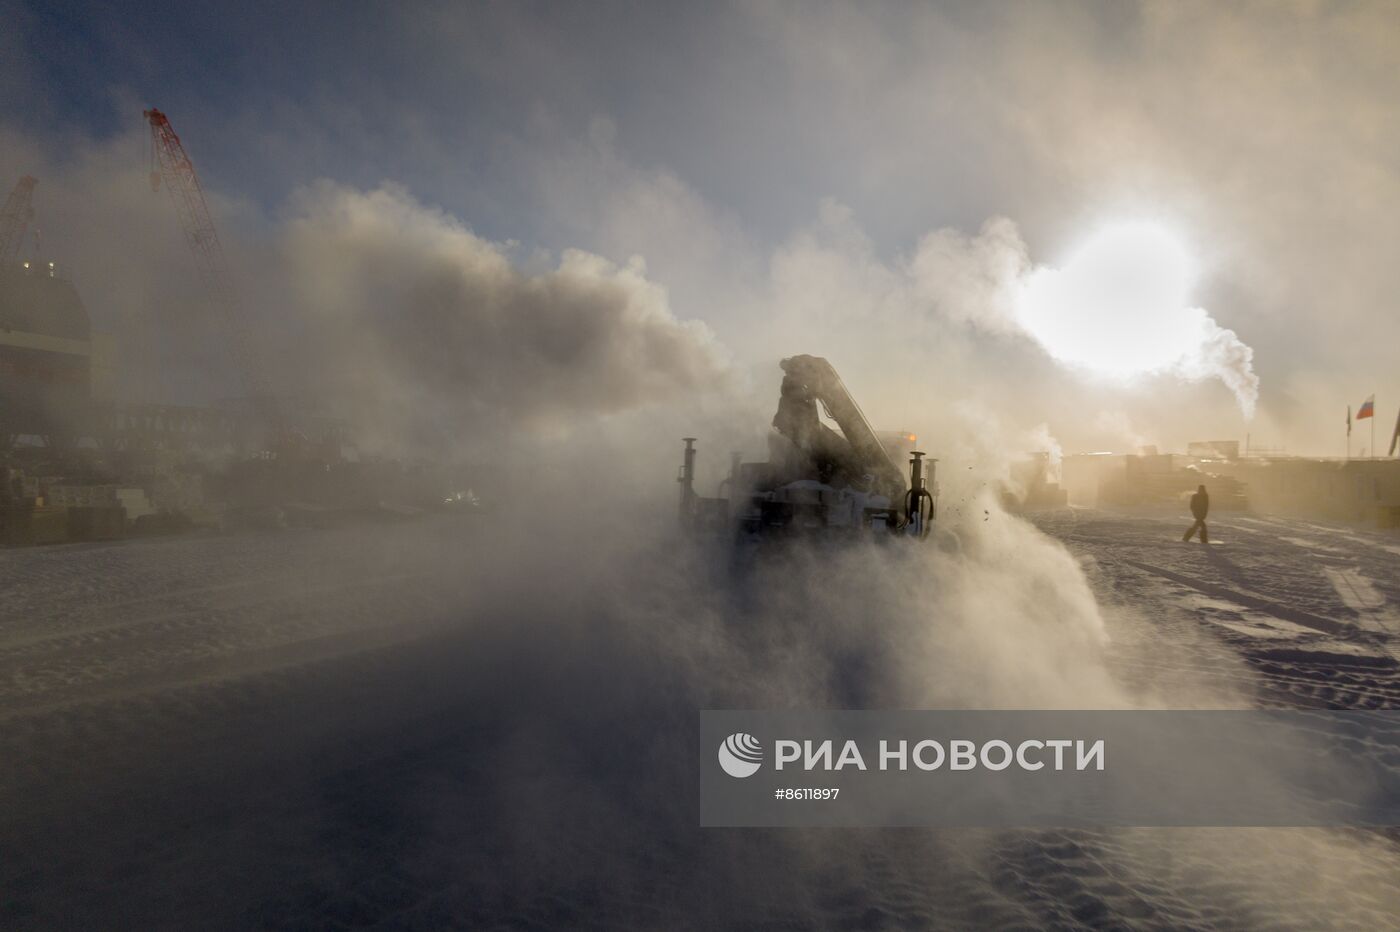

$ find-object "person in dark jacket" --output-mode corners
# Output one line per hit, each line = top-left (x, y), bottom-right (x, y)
(1182, 484), (1210, 543)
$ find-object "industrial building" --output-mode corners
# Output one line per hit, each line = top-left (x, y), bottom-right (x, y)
(0, 261), (95, 440)
(1213, 457), (1400, 527)
(0, 147), (407, 547)
(1062, 450), (1247, 511)
(1062, 445), (1400, 528)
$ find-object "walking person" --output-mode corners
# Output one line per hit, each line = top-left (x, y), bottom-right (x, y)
(1183, 484), (1210, 543)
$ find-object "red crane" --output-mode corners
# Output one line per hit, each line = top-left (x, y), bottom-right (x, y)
(144, 108), (280, 435)
(0, 175), (38, 263)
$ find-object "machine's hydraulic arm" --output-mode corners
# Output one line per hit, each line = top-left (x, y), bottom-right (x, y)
(774, 354), (908, 501)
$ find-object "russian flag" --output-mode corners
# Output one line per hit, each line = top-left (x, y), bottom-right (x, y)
(1358, 395), (1375, 420)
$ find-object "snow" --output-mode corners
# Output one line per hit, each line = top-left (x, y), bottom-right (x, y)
(3, 510), (1400, 928)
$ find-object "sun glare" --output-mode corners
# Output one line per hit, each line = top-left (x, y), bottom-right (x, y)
(1016, 221), (1203, 378)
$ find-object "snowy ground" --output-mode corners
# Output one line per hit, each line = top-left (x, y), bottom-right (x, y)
(1034, 510), (1400, 709)
(3, 510), (1400, 929)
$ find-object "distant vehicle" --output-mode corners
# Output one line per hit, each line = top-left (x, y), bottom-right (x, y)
(444, 488), (481, 509)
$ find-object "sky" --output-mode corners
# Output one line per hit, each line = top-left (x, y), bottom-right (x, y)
(3, 0), (1399, 458)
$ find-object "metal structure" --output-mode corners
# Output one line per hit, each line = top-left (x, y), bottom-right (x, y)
(905, 451), (936, 538)
(770, 354), (907, 503)
(144, 109), (279, 436)
(0, 176), (38, 263)
(677, 437), (697, 525)
(679, 354), (937, 541)
(95, 400), (345, 453)
(0, 257), (93, 441)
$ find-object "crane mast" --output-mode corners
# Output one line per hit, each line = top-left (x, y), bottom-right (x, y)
(144, 108), (280, 436)
(0, 175), (38, 263)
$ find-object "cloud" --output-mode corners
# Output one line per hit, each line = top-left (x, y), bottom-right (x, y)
(751, 203), (1258, 457)
(277, 182), (730, 453)
(1015, 223), (1260, 417)
(7, 0), (1390, 461)
(737, 1), (1396, 450)
(908, 216), (1031, 335)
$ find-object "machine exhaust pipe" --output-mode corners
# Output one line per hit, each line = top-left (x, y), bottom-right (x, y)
(906, 451), (936, 538)
(678, 438), (697, 526)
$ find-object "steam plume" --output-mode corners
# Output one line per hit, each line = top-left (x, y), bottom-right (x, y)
(280, 183), (729, 452)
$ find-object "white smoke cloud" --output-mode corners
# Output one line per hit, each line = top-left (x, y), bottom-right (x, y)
(1093, 410), (1155, 453)
(907, 216), (1031, 335)
(1181, 313), (1260, 419)
(750, 207), (1259, 457)
(277, 182), (731, 453)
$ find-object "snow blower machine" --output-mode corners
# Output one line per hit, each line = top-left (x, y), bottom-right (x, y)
(677, 354), (937, 542)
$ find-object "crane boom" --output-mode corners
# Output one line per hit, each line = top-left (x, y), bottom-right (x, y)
(772, 354), (908, 502)
(0, 175), (38, 263)
(144, 108), (278, 430)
